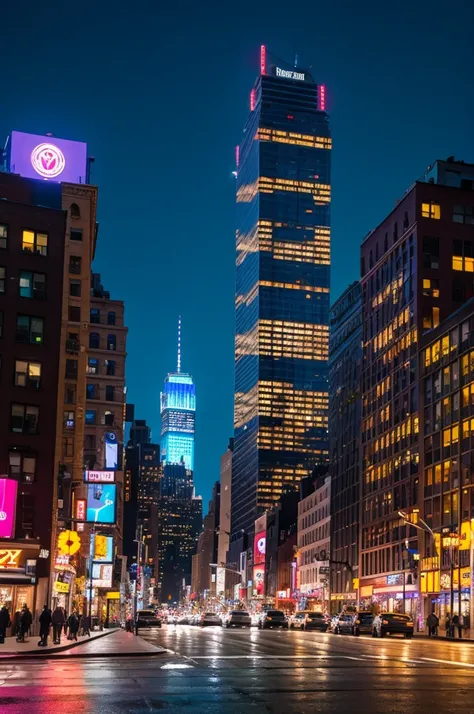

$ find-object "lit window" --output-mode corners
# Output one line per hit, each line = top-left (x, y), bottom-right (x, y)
(22, 230), (48, 256)
(85, 409), (97, 425)
(15, 360), (41, 388)
(11, 403), (39, 434)
(421, 202), (441, 219)
(19, 271), (46, 299)
(16, 315), (44, 344)
(9, 452), (36, 482)
(453, 256), (463, 271)
(0, 224), (7, 249)
(63, 410), (75, 429)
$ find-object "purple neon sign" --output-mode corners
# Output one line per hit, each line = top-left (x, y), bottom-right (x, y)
(9, 131), (87, 184)
(0, 478), (18, 538)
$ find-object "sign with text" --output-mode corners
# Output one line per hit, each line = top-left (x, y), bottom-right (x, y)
(84, 470), (116, 483)
(75, 498), (86, 521)
(94, 535), (114, 562)
(86, 483), (117, 524)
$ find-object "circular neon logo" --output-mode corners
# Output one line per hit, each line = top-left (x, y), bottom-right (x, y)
(31, 143), (66, 178)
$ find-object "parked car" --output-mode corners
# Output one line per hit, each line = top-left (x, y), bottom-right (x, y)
(258, 610), (288, 630)
(290, 611), (329, 632)
(372, 613), (414, 638)
(135, 610), (162, 633)
(223, 610), (252, 628)
(201, 612), (222, 627)
(353, 611), (374, 636)
(331, 613), (354, 634)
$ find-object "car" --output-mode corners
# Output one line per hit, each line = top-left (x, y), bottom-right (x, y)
(201, 612), (222, 627)
(372, 613), (414, 638)
(331, 613), (355, 634)
(223, 610), (252, 628)
(289, 612), (307, 630)
(304, 611), (330, 632)
(353, 611), (374, 636)
(258, 610), (288, 630)
(135, 609), (162, 633)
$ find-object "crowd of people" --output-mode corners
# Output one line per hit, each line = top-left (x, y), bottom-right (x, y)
(0, 604), (93, 646)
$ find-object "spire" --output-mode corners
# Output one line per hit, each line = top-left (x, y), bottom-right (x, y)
(177, 315), (182, 373)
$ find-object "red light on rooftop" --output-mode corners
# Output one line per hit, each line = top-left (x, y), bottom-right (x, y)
(250, 88), (256, 111)
(260, 45), (266, 76)
(319, 85), (326, 111)
(287, 115), (294, 119)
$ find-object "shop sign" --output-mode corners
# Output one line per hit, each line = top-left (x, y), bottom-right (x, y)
(54, 581), (70, 594)
(0, 549), (22, 568)
(57, 530), (81, 556)
(75, 499), (86, 521)
(56, 555), (70, 566)
(106, 591), (120, 600)
(386, 574), (403, 586)
(0, 478), (18, 538)
(39, 549), (50, 559)
(84, 470), (116, 483)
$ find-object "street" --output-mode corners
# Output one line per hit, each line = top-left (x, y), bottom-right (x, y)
(1, 626), (474, 713)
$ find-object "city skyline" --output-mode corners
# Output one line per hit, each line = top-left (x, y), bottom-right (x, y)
(2, 1), (472, 504)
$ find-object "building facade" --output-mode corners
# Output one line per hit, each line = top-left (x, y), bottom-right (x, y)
(360, 159), (474, 615)
(297, 475), (330, 609)
(232, 46), (331, 539)
(329, 282), (362, 606)
(217, 439), (233, 598)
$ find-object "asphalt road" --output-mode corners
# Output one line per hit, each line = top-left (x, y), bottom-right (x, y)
(2, 625), (474, 713)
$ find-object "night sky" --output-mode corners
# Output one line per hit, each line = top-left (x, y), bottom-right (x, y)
(2, 0), (472, 506)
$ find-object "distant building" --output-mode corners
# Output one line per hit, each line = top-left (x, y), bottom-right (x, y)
(232, 46), (331, 542)
(297, 474), (330, 610)
(193, 482), (220, 600)
(329, 282), (362, 607)
(217, 439), (233, 597)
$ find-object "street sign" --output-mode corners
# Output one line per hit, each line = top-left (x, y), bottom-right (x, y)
(319, 566), (330, 574)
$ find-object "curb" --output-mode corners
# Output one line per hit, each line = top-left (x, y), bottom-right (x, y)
(0, 628), (115, 659)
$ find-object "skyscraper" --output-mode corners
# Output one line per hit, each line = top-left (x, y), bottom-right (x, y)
(160, 318), (196, 471)
(232, 46), (331, 538)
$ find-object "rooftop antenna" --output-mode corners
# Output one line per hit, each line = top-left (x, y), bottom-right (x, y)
(177, 316), (182, 373)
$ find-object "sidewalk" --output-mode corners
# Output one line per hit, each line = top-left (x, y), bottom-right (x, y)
(0, 627), (166, 659)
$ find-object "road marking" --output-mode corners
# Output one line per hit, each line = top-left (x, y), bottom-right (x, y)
(160, 663), (194, 669)
(189, 655), (364, 660)
(422, 657), (474, 668)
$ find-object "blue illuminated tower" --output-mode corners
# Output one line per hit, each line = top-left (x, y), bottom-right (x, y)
(160, 318), (196, 470)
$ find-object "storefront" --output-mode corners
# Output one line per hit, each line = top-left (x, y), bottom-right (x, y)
(52, 556), (77, 614)
(359, 574), (419, 617)
(330, 593), (357, 614)
(421, 567), (471, 632)
(0, 542), (40, 623)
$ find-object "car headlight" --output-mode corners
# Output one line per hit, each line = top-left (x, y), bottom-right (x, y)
(267, 617), (272, 620)
(355, 620), (360, 624)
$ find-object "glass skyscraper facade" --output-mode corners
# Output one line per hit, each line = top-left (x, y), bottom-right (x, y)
(232, 47), (331, 537)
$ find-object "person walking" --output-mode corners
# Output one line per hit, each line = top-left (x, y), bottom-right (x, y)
(18, 605), (32, 642)
(427, 611), (439, 637)
(81, 613), (91, 637)
(0, 605), (11, 644)
(452, 613), (463, 639)
(67, 611), (79, 641)
(445, 613), (452, 638)
(38, 605), (52, 647)
(52, 606), (66, 644)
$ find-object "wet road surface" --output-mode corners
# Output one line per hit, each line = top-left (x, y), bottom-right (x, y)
(2, 624), (474, 713)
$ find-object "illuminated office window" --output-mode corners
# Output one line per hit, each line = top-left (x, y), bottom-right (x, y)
(421, 202), (441, 219)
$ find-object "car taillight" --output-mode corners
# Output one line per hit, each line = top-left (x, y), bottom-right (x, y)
(382, 619), (389, 625)
(407, 622), (414, 627)
(355, 620), (360, 624)
(267, 616), (272, 620)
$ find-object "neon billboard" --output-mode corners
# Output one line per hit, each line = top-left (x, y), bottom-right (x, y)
(9, 130), (87, 184)
(0, 479), (18, 538)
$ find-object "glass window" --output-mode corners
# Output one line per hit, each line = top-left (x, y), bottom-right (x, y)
(105, 385), (114, 401)
(19, 271), (46, 299)
(63, 410), (75, 429)
(70, 229), (83, 241)
(65, 359), (78, 379)
(85, 409), (97, 425)
(22, 230), (48, 256)
(0, 267), (5, 293)
(86, 384), (95, 399)
(9, 452), (36, 482)
(70, 280), (81, 297)
(16, 315), (44, 344)
(15, 360), (41, 388)
(69, 306), (81, 322)
(421, 202), (441, 219)
(107, 311), (116, 325)
(89, 332), (100, 349)
(105, 360), (116, 376)
(107, 334), (116, 351)
(0, 310), (3, 337)
(69, 255), (81, 274)
(11, 403), (39, 434)
(90, 309), (100, 324)
(0, 224), (7, 249)
(87, 358), (98, 374)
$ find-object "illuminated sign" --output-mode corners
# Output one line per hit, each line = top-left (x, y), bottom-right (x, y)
(57, 530), (81, 557)
(0, 479), (18, 538)
(91, 563), (113, 588)
(86, 483), (117, 524)
(106, 591), (120, 600)
(75, 498), (86, 521)
(94, 535), (114, 562)
(276, 67), (305, 81)
(9, 131), (87, 184)
(54, 580), (70, 594)
(0, 549), (22, 568)
(84, 470), (116, 483)
(253, 565), (264, 596)
(105, 432), (119, 470)
(260, 44), (266, 75)
(319, 84), (326, 111)
(254, 531), (266, 566)
(56, 555), (70, 566)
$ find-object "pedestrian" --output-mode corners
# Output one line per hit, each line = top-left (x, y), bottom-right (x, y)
(38, 605), (52, 647)
(18, 605), (32, 642)
(67, 611), (79, 641)
(0, 605), (11, 644)
(52, 605), (66, 644)
(81, 613), (91, 637)
(427, 611), (438, 637)
(13, 610), (21, 639)
(452, 614), (462, 639)
(445, 613), (452, 638)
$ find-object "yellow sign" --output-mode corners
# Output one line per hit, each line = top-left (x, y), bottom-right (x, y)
(459, 521), (471, 551)
(54, 580), (70, 593)
(352, 578), (359, 590)
(106, 591), (120, 600)
(0, 549), (22, 569)
(57, 530), (81, 557)
(95, 535), (108, 560)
